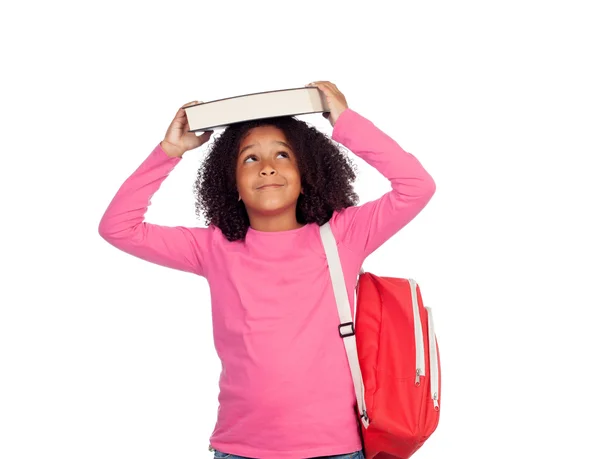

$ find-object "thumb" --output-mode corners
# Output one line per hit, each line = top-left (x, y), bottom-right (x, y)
(195, 129), (213, 144)
(182, 100), (200, 110)
(178, 100), (201, 118)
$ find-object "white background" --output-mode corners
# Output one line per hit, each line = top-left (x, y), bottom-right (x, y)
(1, 1), (599, 458)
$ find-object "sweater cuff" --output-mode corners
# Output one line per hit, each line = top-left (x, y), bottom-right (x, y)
(155, 142), (183, 161)
(331, 108), (359, 142)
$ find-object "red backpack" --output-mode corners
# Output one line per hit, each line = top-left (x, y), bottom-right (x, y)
(320, 222), (441, 459)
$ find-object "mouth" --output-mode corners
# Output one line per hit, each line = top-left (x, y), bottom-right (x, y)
(257, 184), (284, 190)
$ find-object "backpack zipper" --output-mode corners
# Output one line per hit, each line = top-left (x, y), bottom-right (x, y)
(408, 278), (425, 385)
(426, 306), (440, 410)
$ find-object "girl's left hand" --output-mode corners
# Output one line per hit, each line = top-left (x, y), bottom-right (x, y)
(305, 81), (348, 128)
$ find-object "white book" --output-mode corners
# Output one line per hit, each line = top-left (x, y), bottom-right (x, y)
(183, 86), (331, 132)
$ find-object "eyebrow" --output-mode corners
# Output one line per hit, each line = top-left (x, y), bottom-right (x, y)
(239, 141), (292, 156)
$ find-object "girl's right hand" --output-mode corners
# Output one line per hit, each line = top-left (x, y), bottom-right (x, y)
(161, 101), (213, 158)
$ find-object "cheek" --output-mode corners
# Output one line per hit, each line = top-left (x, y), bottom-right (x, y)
(284, 164), (302, 187)
(236, 167), (252, 193)
(235, 167), (252, 186)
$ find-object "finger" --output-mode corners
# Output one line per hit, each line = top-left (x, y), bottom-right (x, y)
(181, 100), (200, 109)
(306, 81), (327, 93)
(322, 82), (341, 95)
(309, 81), (338, 96)
(178, 101), (202, 116)
(197, 130), (213, 142)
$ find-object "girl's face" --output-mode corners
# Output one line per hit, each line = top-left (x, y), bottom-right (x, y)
(236, 125), (302, 218)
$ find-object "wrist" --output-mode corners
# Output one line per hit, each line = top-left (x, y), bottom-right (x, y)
(160, 140), (184, 158)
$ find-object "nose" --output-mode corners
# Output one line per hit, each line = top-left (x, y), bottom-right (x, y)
(260, 164), (277, 176)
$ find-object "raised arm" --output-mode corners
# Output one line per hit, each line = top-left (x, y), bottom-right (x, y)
(329, 108), (436, 257)
(98, 101), (215, 276)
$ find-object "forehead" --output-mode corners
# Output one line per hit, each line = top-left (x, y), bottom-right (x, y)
(240, 125), (288, 146)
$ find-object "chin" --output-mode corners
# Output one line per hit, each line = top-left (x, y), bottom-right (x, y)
(250, 199), (297, 215)
(254, 205), (291, 215)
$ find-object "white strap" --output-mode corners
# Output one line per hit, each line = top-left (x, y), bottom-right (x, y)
(320, 222), (370, 428)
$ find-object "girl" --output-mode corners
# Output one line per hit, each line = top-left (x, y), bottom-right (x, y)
(98, 81), (436, 459)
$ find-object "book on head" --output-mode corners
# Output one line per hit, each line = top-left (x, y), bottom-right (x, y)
(183, 87), (331, 132)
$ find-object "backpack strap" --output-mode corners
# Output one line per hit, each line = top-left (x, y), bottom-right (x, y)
(319, 222), (370, 429)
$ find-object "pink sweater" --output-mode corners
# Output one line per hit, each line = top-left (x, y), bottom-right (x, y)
(98, 108), (436, 458)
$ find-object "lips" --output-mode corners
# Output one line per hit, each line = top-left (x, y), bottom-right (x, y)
(257, 184), (283, 190)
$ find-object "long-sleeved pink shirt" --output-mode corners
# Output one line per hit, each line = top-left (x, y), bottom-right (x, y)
(98, 108), (436, 459)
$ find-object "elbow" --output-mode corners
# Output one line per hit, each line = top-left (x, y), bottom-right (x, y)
(98, 219), (111, 241)
(427, 175), (436, 198)
(98, 218), (143, 246)
(420, 173), (436, 201)
(97, 209), (123, 242)
(98, 214), (118, 242)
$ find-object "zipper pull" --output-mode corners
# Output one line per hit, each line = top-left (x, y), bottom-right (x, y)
(415, 368), (421, 386)
(433, 392), (439, 411)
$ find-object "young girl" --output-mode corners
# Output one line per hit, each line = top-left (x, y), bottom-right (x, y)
(98, 81), (436, 459)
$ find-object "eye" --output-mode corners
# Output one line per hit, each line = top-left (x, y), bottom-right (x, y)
(277, 151), (290, 158)
(243, 154), (257, 163)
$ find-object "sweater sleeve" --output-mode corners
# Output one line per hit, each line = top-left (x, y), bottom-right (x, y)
(329, 108), (436, 257)
(98, 143), (211, 277)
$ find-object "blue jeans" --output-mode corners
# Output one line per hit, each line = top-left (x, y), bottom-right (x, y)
(212, 448), (365, 459)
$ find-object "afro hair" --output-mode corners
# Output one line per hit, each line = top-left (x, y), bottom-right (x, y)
(194, 116), (359, 241)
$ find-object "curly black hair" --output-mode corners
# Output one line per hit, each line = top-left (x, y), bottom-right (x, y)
(193, 116), (359, 242)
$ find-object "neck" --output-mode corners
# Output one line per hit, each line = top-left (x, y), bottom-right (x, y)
(247, 209), (304, 232)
